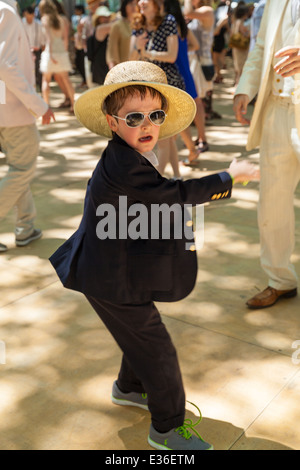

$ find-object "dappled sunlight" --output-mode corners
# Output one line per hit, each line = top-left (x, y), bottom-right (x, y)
(0, 70), (299, 450)
(61, 169), (96, 179)
(212, 274), (254, 290)
(219, 241), (260, 257)
(231, 199), (257, 210)
(254, 330), (296, 352)
(0, 254), (54, 275)
(0, 374), (40, 415)
(49, 187), (86, 205)
(233, 187), (259, 203)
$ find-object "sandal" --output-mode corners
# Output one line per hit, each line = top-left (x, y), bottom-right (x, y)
(58, 98), (71, 109)
(182, 157), (199, 166)
(197, 141), (209, 153)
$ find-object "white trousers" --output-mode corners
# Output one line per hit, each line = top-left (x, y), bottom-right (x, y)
(259, 95), (300, 290)
(0, 124), (40, 240)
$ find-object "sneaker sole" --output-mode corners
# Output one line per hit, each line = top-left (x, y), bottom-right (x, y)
(147, 435), (214, 451)
(16, 232), (42, 247)
(148, 436), (171, 450)
(111, 394), (149, 411)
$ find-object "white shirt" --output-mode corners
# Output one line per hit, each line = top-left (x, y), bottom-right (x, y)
(0, 0), (48, 127)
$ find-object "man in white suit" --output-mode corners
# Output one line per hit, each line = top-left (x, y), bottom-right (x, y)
(0, 0), (54, 253)
(234, 0), (300, 309)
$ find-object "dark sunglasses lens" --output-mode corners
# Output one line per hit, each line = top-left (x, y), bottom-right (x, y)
(149, 110), (166, 125)
(126, 113), (144, 127)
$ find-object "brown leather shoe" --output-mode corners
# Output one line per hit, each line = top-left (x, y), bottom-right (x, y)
(246, 286), (298, 309)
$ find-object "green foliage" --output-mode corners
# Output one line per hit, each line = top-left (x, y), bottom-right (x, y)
(16, 0), (36, 14)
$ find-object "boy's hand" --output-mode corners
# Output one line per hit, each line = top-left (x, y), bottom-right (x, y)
(229, 158), (260, 184)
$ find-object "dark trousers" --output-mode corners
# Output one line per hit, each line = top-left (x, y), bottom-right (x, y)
(33, 49), (42, 91)
(86, 296), (186, 433)
(75, 48), (86, 83)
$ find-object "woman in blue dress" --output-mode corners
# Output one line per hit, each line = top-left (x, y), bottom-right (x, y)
(164, 0), (209, 161)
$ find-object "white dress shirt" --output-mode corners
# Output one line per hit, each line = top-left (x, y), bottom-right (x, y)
(22, 17), (45, 51)
(0, 0), (48, 127)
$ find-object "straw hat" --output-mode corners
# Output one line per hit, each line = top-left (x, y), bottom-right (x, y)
(92, 6), (112, 26)
(93, 5), (112, 18)
(74, 61), (196, 140)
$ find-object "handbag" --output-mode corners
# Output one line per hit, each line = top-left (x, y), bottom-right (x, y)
(229, 32), (250, 50)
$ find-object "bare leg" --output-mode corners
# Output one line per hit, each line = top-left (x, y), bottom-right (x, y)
(193, 97), (207, 144)
(180, 128), (199, 163)
(157, 137), (181, 178)
(57, 72), (75, 110)
(54, 73), (68, 103)
(157, 138), (171, 175)
(41, 72), (52, 105)
(169, 136), (181, 179)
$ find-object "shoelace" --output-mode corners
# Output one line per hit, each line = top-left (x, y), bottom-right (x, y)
(175, 401), (205, 441)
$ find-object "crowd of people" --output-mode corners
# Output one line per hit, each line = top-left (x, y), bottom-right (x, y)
(20, 0), (263, 170)
(0, 0), (263, 249)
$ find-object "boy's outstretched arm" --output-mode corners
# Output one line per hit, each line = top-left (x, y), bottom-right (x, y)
(228, 158), (260, 184)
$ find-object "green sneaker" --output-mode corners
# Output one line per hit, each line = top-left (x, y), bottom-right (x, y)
(111, 381), (149, 411)
(148, 402), (213, 451)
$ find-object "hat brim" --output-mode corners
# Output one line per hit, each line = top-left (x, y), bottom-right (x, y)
(74, 81), (196, 140)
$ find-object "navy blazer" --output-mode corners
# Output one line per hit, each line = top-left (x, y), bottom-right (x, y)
(50, 134), (232, 304)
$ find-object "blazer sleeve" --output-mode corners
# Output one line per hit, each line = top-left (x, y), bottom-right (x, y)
(101, 140), (232, 207)
(0, 8), (48, 118)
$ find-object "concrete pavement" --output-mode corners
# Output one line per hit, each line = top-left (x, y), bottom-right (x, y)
(0, 67), (299, 450)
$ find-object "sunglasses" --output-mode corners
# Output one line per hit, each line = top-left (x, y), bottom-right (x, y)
(112, 110), (167, 128)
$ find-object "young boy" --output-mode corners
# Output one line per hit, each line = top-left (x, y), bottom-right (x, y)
(50, 61), (259, 450)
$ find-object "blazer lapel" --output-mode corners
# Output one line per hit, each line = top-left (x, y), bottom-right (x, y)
(265, 0), (289, 52)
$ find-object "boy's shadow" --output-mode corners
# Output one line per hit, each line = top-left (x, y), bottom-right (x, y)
(118, 408), (293, 451)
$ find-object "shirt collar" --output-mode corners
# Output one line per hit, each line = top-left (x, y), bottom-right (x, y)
(111, 133), (158, 166)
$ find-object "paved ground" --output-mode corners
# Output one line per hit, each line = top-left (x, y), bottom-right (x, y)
(0, 65), (299, 450)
